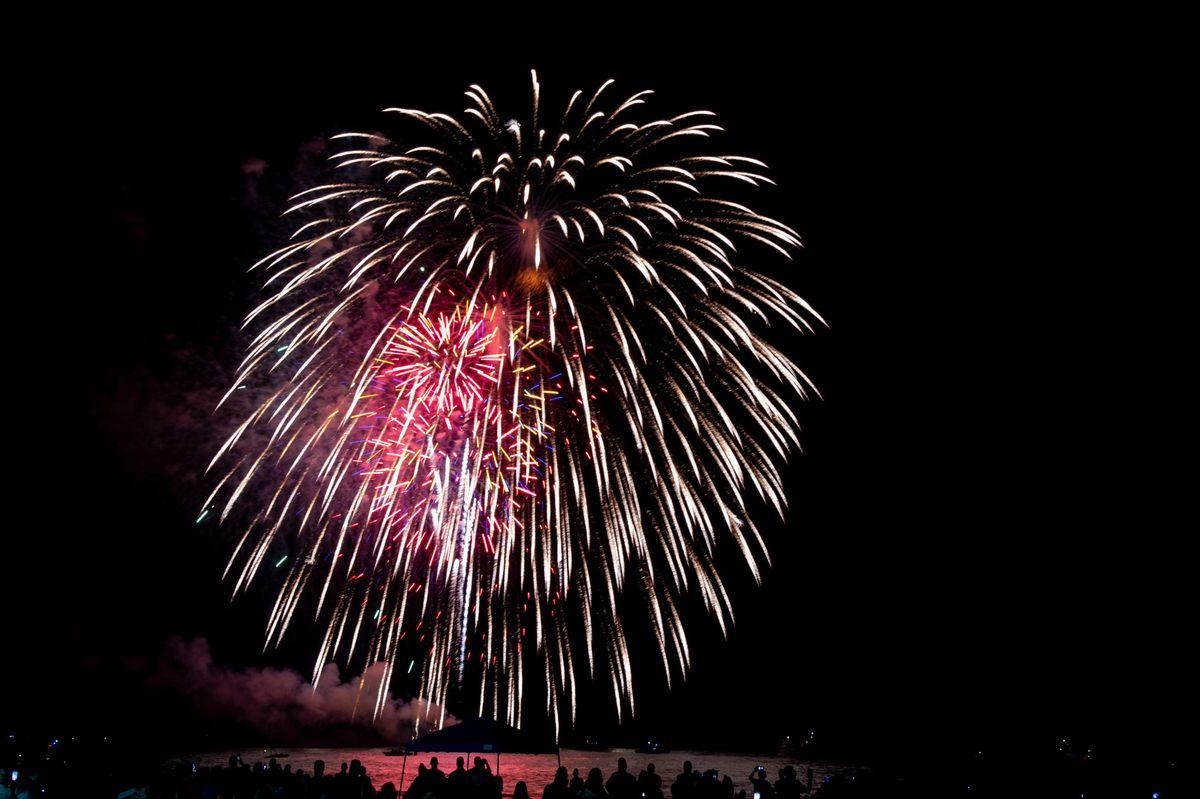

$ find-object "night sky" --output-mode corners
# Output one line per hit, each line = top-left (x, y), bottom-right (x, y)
(7, 20), (1194, 768)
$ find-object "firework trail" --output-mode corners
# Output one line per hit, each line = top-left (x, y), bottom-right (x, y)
(206, 71), (824, 737)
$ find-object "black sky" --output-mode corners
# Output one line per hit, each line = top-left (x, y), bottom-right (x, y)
(7, 17), (1194, 766)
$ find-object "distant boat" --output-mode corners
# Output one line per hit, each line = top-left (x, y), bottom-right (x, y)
(574, 737), (609, 751)
(634, 740), (671, 755)
(382, 748), (406, 756)
(779, 730), (817, 758)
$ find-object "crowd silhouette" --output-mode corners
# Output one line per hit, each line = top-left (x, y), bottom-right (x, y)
(77, 756), (832, 799)
(404, 756), (504, 799)
(6, 737), (1193, 797)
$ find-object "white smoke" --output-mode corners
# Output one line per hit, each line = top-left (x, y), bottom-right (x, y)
(150, 636), (454, 742)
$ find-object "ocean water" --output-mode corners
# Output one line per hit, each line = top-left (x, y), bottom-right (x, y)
(184, 748), (853, 795)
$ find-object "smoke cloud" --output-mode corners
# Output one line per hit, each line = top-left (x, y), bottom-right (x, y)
(149, 637), (453, 744)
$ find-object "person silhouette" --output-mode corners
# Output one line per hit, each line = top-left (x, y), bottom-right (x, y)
(670, 762), (695, 799)
(407, 764), (431, 799)
(773, 766), (800, 799)
(543, 766), (572, 799)
(582, 767), (607, 799)
(447, 756), (468, 799)
(606, 758), (638, 799)
(746, 767), (772, 799)
(638, 764), (663, 799)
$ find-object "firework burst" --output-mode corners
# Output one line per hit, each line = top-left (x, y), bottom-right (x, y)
(206, 71), (824, 736)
